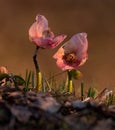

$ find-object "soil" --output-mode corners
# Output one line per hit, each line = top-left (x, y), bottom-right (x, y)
(0, 85), (115, 130)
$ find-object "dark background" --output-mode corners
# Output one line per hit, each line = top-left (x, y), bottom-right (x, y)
(0, 0), (115, 90)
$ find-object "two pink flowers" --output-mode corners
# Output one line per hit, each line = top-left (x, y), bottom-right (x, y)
(29, 14), (88, 71)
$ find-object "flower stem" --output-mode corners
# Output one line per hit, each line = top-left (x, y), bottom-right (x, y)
(33, 46), (42, 92)
(67, 70), (73, 93)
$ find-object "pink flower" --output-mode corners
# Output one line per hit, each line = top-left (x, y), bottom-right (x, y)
(29, 14), (67, 49)
(53, 33), (88, 71)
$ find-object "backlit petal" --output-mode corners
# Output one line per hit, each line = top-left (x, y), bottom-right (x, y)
(29, 14), (48, 38)
(53, 33), (88, 71)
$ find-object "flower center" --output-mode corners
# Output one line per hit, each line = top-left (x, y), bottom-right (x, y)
(42, 30), (51, 37)
(63, 53), (77, 65)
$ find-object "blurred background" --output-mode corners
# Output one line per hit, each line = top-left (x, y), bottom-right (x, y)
(0, 0), (115, 90)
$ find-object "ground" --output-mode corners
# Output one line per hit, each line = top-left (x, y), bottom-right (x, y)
(0, 85), (115, 130)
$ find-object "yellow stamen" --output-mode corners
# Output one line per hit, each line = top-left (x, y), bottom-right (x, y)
(64, 53), (77, 65)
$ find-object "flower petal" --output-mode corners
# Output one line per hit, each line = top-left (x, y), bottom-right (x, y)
(29, 15), (48, 38)
(63, 33), (88, 54)
(53, 47), (64, 59)
(52, 34), (67, 48)
(53, 47), (79, 70)
(53, 33), (88, 71)
(29, 14), (67, 49)
(31, 37), (52, 49)
(33, 34), (67, 49)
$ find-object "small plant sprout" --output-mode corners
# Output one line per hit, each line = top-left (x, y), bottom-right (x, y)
(0, 66), (25, 88)
(29, 14), (67, 92)
(87, 86), (98, 98)
(53, 33), (88, 93)
(24, 69), (32, 91)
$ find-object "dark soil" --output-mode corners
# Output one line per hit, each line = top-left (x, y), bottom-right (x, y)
(0, 85), (115, 130)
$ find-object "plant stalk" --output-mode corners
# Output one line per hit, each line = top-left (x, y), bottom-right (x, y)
(67, 70), (73, 93)
(33, 46), (42, 92)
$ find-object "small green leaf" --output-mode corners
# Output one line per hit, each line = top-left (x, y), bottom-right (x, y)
(87, 87), (98, 98)
(106, 94), (115, 106)
(24, 70), (32, 91)
(69, 70), (83, 80)
(31, 71), (35, 88)
(13, 75), (25, 85)
(0, 74), (9, 81)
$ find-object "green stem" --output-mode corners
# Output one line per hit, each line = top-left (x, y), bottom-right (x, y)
(33, 46), (42, 92)
(81, 82), (84, 101)
(67, 70), (73, 93)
